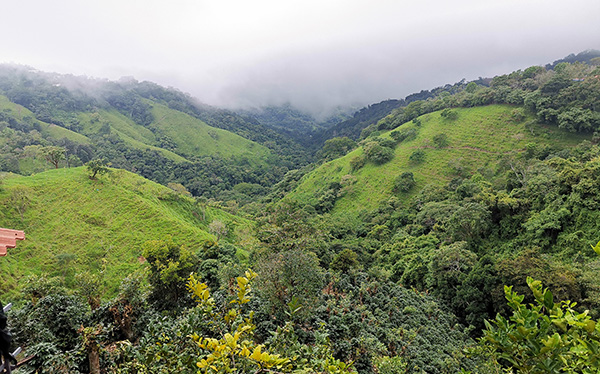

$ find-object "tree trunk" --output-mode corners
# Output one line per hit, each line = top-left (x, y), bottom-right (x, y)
(89, 345), (100, 374)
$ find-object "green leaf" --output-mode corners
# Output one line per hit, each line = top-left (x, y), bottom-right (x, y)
(544, 289), (554, 310)
(591, 241), (600, 256)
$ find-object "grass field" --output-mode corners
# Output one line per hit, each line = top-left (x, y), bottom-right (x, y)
(288, 105), (589, 214)
(0, 167), (254, 299)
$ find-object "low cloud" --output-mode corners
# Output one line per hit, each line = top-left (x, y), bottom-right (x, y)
(1, 0), (599, 116)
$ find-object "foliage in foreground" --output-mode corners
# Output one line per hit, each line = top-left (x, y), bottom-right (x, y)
(482, 276), (600, 373)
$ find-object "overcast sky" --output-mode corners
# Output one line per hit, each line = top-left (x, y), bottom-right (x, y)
(2, 0), (599, 116)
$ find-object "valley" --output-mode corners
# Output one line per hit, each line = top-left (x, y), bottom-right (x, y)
(1, 51), (600, 373)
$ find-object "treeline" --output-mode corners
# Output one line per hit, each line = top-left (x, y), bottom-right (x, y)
(366, 60), (600, 137)
(311, 80), (472, 146)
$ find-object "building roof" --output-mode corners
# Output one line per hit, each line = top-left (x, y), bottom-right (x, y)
(0, 228), (25, 256)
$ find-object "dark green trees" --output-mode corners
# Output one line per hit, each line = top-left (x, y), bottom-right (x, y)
(319, 137), (357, 161)
(393, 172), (416, 193)
(142, 238), (199, 309)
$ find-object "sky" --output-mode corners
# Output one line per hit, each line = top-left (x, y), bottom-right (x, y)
(2, 0), (599, 116)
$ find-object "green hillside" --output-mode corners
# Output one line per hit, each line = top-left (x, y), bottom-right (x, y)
(0, 67), (289, 201)
(145, 101), (271, 160)
(0, 167), (254, 299)
(75, 103), (272, 163)
(288, 105), (588, 214)
(0, 91), (270, 166)
(0, 94), (90, 145)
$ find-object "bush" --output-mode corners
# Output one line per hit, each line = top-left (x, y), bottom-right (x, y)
(409, 149), (425, 163)
(350, 155), (366, 171)
(432, 133), (449, 148)
(390, 128), (418, 143)
(440, 108), (458, 120)
(482, 277), (600, 373)
(394, 172), (416, 193)
(363, 141), (395, 165)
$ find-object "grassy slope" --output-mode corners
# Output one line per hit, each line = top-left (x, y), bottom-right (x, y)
(0, 167), (254, 299)
(1, 92), (273, 166)
(146, 101), (271, 161)
(75, 103), (272, 163)
(77, 110), (188, 163)
(0, 95), (90, 144)
(289, 105), (588, 214)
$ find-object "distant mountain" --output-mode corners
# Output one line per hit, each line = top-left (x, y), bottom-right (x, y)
(236, 103), (354, 147)
(0, 65), (310, 199)
(311, 99), (403, 145)
(545, 49), (600, 69)
(310, 81), (469, 146)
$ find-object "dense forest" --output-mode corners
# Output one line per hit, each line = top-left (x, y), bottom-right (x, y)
(1, 50), (600, 373)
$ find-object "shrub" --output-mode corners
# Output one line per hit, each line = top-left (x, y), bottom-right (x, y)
(409, 149), (425, 163)
(350, 155), (366, 171)
(394, 172), (416, 193)
(482, 277), (600, 373)
(390, 128), (418, 143)
(432, 133), (449, 148)
(363, 141), (395, 165)
(440, 108), (458, 120)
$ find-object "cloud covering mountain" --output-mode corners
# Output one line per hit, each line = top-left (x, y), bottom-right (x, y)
(2, 0), (599, 115)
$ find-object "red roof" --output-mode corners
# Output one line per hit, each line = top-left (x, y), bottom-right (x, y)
(0, 228), (25, 256)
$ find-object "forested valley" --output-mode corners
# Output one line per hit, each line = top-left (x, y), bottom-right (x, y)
(1, 50), (600, 373)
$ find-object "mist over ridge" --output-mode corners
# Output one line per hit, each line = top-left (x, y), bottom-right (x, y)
(1, 1), (598, 117)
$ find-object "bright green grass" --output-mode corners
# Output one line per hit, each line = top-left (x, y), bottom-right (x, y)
(146, 101), (271, 161)
(76, 103), (272, 163)
(0, 167), (254, 299)
(288, 105), (589, 214)
(78, 109), (156, 144)
(77, 110), (188, 163)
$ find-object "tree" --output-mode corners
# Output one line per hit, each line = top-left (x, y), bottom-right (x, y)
(465, 82), (479, 93)
(86, 159), (110, 179)
(208, 220), (228, 242)
(319, 137), (357, 161)
(40, 146), (66, 169)
(440, 108), (458, 120)
(427, 241), (478, 319)
(390, 128), (418, 143)
(256, 201), (326, 254)
(330, 248), (360, 273)
(363, 141), (395, 165)
(142, 238), (199, 309)
(255, 249), (325, 321)
(447, 202), (491, 242)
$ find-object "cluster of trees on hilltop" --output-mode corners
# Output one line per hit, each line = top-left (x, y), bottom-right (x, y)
(363, 60), (600, 139)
